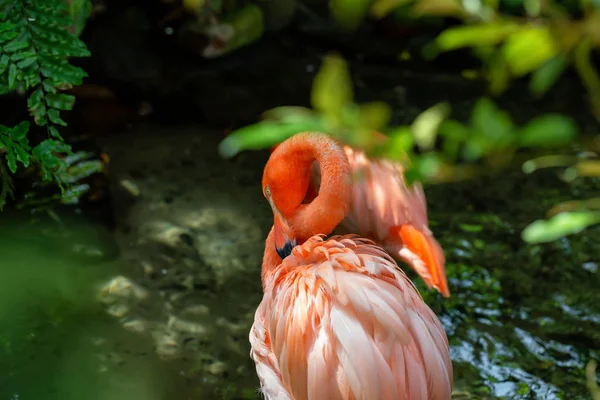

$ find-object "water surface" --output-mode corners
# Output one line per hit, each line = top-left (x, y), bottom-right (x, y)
(1, 126), (598, 400)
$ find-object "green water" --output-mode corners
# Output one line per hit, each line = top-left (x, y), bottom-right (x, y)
(421, 167), (600, 399)
(0, 161), (598, 399)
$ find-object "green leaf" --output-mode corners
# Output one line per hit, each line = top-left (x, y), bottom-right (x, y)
(518, 114), (577, 148)
(522, 211), (600, 243)
(435, 21), (521, 52)
(4, 146), (17, 173)
(16, 57), (36, 69)
(42, 79), (59, 93)
(329, 0), (373, 30)
(380, 126), (414, 158)
(218, 120), (325, 158)
(262, 107), (316, 124)
(0, 54), (9, 74)
(466, 98), (515, 160)
(49, 126), (62, 138)
(61, 159), (104, 184)
(13, 146), (30, 167)
(358, 101), (392, 131)
(529, 55), (568, 97)
(27, 87), (44, 109)
(311, 54), (353, 116)
(48, 108), (67, 126)
(416, 153), (442, 180)
(488, 50), (511, 95)
(411, 102), (451, 151)
(502, 26), (558, 77)
(46, 93), (75, 111)
(9, 121), (29, 141)
(3, 39), (29, 53)
(8, 63), (17, 89)
(0, 30), (18, 42)
(32, 139), (71, 176)
(439, 120), (470, 161)
(522, 155), (576, 174)
(371, 0), (412, 18)
(0, 22), (16, 33)
(66, 0), (93, 36)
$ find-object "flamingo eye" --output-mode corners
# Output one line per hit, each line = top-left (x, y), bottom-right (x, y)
(264, 186), (271, 198)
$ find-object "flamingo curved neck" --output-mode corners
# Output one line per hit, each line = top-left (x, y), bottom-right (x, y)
(262, 229), (281, 288)
(281, 133), (352, 241)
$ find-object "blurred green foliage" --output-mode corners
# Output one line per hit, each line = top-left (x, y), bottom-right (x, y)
(0, 0), (91, 209)
(328, 0), (600, 119)
(219, 53), (600, 245)
(181, 1), (265, 58)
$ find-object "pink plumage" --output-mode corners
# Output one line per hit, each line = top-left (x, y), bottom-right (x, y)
(250, 234), (453, 400)
(311, 146), (449, 297)
(254, 132), (453, 400)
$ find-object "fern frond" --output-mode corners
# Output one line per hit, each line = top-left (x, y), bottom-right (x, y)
(1, 0), (90, 131)
(0, 0), (91, 204)
(0, 121), (31, 174)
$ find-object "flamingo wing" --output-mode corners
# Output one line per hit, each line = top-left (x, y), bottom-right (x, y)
(340, 146), (430, 240)
(334, 147), (450, 297)
(253, 235), (453, 400)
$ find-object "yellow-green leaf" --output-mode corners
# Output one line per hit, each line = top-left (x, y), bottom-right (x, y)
(502, 26), (558, 77)
(371, 0), (412, 18)
(488, 52), (511, 95)
(218, 120), (324, 158)
(412, 102), (451, 150)
(439, 119), (469, 161)
(521, 155), (576, 174)
(358, 101), (392, 131)
(311, 54), (354, 116)
(522, 211), (600, 243)
(436, 21), (521, 52)
(183, 0), (205, 13)
(330, 0), (373, 30)
(575, 160), (600, 177)
(412, 0), (465, 17)
(379, 126), (414, 159)
(262, 106), (316, 124)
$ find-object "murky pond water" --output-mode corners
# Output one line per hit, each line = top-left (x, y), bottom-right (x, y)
(1, 126), (598, 400)
(424, 168), (600, 399)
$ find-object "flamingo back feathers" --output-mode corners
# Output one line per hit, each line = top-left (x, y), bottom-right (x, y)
(250, 235), (453, 400)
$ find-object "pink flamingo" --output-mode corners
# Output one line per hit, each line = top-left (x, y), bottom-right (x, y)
(251, 132), (453, 400)
(271, 132), (449, 297)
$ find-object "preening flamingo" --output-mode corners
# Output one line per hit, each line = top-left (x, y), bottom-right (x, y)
(272, 133), (450, 297)
(251, 132), (453, 400)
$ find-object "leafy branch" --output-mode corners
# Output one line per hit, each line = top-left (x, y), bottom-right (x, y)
(219, 53), (597, 244)
(0, 0), (91, 208)
(329, 0), (600, 119)
(220, 54), (579, 184)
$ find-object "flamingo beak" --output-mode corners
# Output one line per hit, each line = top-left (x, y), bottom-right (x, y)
(267, 199), (296, 259)
(394, 224), (450, 297)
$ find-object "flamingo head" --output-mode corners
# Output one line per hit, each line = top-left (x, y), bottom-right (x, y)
(262, 147), (313, 259)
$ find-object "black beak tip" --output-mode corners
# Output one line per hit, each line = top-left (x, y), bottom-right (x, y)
(276, 239), (296, 260)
